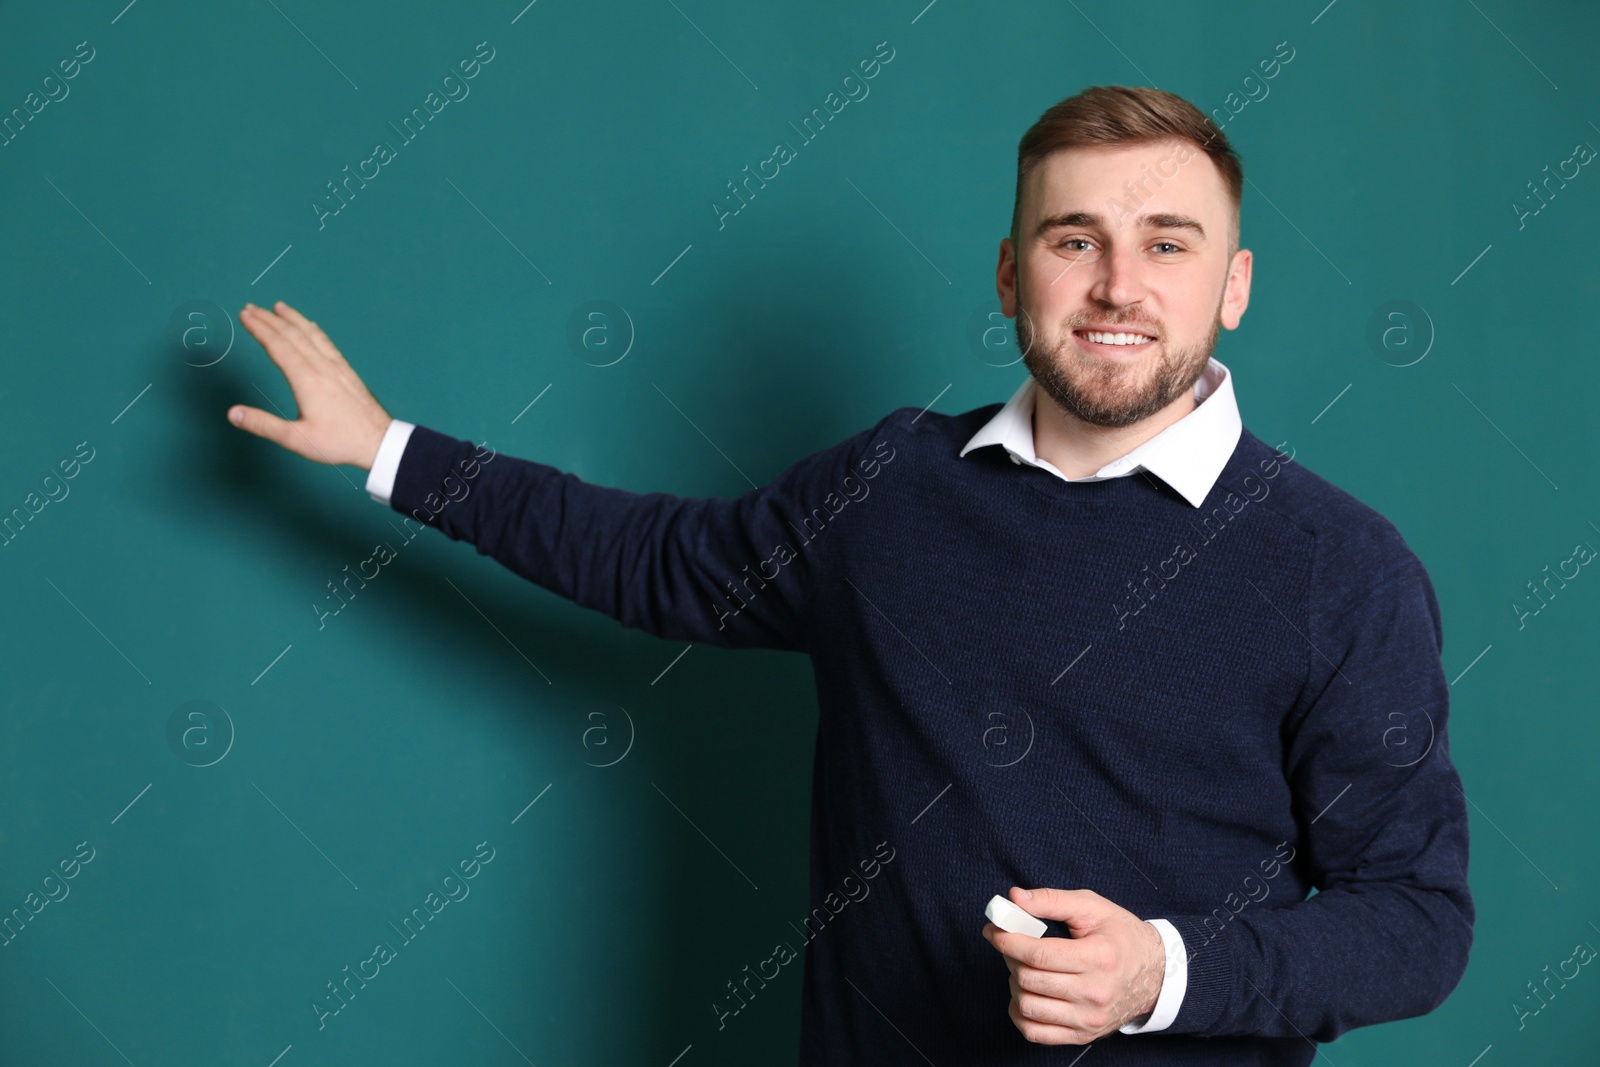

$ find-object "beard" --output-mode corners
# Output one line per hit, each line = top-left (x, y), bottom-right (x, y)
(1016, 300), (1221, 429)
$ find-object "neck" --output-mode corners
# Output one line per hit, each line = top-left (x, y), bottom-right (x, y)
(1031, 385), (1198, 479)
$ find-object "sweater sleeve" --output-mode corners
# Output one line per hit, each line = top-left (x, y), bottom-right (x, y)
(1157, 528), (1475, 1039)
(385, 415), (903, 653)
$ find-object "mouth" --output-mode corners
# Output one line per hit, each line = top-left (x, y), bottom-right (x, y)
(1071, 328), (1158, 354)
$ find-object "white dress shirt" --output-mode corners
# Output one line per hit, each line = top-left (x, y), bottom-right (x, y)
(959, 355), (1243, 1033)
(959, 355), (1242, 509)
(366, 418), (416, 505)
(364, 356), (1243, 1033)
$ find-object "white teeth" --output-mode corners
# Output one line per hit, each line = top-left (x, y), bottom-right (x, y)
(1084, 331), (1153, 346)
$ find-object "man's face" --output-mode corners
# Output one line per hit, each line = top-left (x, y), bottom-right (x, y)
(997, 139), (1251, 429)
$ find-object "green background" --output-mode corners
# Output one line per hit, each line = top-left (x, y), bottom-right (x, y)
(2, 0), (1596, 1063)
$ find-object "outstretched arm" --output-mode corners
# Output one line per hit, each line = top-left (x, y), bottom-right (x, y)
(227, 300), (898, 652)
(380, 417), (895, 651)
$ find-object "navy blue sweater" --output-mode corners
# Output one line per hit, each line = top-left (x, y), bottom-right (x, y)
(388, 403), (1474, 1065)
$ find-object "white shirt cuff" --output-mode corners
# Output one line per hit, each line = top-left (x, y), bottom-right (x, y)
(1117, 918), (1187, 1034)
(364, 419), (415, 506)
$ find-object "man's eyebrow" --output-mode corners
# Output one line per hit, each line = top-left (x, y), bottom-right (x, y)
(1035, 211), (1207, 240)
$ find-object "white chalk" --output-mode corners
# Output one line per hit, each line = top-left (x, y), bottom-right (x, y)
(985, 893), (1047, 938)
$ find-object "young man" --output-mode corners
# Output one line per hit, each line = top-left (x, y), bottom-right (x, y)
(228, 85), (1473, 1064)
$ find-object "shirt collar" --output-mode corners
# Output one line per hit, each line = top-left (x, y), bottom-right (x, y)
(958, 356), (1243, 508)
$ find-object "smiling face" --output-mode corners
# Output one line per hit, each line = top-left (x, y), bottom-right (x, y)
(997, 139), (1252, 429)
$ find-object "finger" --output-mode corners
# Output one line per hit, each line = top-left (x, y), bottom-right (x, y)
(1007, 996), (1088, 1046)
(1013, 983), (1077, 1028)
(240, 305), (316, 373)
(248, 302), (322, 363)
(1013, 886), (1106, 928)
(988, 928), (1094, 973)
(1013, 962), (1078, 1001)
(227, 404), (297, 450)
(984, 927), (1022, 976)
(272, 301), (345, 364)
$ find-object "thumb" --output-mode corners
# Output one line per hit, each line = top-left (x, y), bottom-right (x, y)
(227, 404), (298, 452)
(1010, 885), (1111, 935)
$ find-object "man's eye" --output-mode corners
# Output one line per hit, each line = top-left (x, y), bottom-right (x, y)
(1152, 241), (1181, 254)
(1058, 238), (1093, 251)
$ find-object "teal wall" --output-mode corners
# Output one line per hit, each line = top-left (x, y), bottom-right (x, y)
(2, 1), (1597, 1063)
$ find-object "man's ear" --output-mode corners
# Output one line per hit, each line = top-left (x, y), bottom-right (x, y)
(996, 236), (1019, 317)
(1220, 247), (1252, 330)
